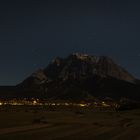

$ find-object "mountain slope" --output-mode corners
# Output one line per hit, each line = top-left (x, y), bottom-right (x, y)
(16, 53), (140, 100)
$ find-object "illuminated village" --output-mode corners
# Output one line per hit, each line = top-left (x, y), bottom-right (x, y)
(0, 98), (118, 108)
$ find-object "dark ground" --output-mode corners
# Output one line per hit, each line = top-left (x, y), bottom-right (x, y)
(0, 106), (139, 140)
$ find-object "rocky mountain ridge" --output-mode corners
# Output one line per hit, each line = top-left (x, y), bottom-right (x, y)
(16, 53), (140, 100)
(20, 53), (136, 87)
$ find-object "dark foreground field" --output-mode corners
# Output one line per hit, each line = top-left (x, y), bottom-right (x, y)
(0, 106), (140, 140)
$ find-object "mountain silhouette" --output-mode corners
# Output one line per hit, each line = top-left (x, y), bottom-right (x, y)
(14, 53), (140, 100)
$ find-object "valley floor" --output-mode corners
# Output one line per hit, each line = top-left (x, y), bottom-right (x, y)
(0, 106), (139, 140)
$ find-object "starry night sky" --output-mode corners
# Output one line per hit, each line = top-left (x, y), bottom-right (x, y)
(0, 0), (140, 85)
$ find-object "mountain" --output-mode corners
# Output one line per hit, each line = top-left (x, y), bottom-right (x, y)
(17, 53), (140, 100)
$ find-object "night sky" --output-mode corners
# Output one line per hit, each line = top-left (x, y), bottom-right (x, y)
(0, 0), (140, 85)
